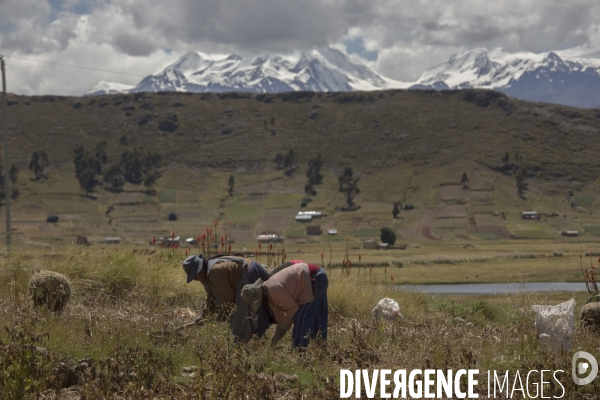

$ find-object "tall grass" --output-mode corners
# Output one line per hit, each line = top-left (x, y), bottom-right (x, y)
(0, 246), (599, 398)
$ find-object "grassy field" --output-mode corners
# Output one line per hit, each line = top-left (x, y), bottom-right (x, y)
(2, 90), (600, 397)
(0, 245), (598, 398)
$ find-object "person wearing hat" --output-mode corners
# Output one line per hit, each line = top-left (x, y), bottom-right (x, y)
(242, 260), (328, 348)
(183, 254), (273, 342)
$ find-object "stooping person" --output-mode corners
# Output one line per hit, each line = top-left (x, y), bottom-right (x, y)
(241, 260), (328, 348)
(182, 253), (273, 342)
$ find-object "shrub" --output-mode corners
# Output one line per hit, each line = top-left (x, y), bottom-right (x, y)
(168, 212), (177, 221)
(380, 227), (396, 245)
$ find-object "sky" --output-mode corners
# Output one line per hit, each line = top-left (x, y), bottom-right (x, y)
(1, 0), (600, 95)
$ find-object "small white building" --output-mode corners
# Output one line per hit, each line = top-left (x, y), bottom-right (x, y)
(561, 230), (579, 237)
(327, 229), (338, 235)
(521, 211), (540, 220)
(257, 234), (284, 243)
(295, 214), (313, 222)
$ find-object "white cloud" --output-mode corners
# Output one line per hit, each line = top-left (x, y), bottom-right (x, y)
(1, 0), (599, 94)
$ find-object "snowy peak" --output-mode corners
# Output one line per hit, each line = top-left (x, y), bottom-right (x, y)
(90, 47), (407, 95)
(85, 80), (134, 95)
(413, 47), (600, 107)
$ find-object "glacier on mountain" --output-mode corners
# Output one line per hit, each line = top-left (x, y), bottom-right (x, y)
(88, 48), (408, 96)
(87, 46), (600, 107)
(413, 47), (600, 108)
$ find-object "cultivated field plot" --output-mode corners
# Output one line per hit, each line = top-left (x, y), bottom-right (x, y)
(433, 227), (471, 240)
(112, 218), (162, 230)
(398, 226), (420, 239)
(432, 216), (469, 240)
(509, 222), (556, 239)
(474, 213), (504, 226)
(438, 185), (464, 201)
(470, 214), (511, 239)
(174, 190), (199, 203)
(436, 205), (467, 218)
(433, 217), (468, 229)
(469, 190), (494, 204)
(170, 209), (202, 218)
(114, 192), (142, 204)
(471, 225), (511, 239)
(243, 193), (266, 203)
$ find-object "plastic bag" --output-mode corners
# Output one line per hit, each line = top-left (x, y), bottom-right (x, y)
(371, 298), (403, 322)
(531, 298), (575, 350)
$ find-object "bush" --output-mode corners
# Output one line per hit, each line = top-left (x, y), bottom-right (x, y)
(158, 120), (178, 132)
(380, 227), (397, 245)
(46, 215), (59, 223)
(168, 212), (177, 221)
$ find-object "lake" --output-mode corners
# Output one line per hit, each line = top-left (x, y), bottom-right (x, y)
(398, 282), (587, 294)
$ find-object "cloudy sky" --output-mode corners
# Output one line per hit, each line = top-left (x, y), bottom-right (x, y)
(1, 0), (600, 95)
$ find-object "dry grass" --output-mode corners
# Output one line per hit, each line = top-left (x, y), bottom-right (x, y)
(0, 246), (599, 398)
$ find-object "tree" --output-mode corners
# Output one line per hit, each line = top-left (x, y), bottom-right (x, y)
(516, 167), (528, 196)
(501, 152), (510, 163)
(392, 201), (402, 219)
(95, 141), (107, 167)
(338, 167), (360, 209)
(9, 165), (19, 184)
(380, 227), (397, 245)
(103, 164), (124, 193)
(228, 175), (235, 196)
(73, 145), (103, 195)
(274, 153), (284, 170)
(283, 149), (295, 169)
(0, 163), (20, 202)
(461, 172), (469, 189)
(306, 154), (324, 185)
(29, 150), (49, 180)
(514, 152), (523, 166)
(120, 149), (162, 188)
(304, 154), (324, 202)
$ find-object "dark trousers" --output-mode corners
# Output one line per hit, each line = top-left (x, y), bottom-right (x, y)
(247, 261), (274, 337)
(292, 268), (328, 348)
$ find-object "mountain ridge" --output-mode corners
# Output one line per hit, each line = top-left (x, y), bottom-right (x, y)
(88, 48), (407, 96)
(89, 46), (600, 108)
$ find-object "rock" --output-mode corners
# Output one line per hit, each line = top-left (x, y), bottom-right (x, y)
(29, 270), (72, 312)
(137, 114), (152, 126)
(465, 322), (474, 328)
(580, 302), (600, 332)
(54, 362), (78, 388)
(164, 113), (178, 122)
(158, 120), (178, 132)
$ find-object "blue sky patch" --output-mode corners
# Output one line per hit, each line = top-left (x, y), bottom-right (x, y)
(344, 37), (378, 61)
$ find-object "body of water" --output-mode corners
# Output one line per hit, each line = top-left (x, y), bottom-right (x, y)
(399, 282), (587, 294)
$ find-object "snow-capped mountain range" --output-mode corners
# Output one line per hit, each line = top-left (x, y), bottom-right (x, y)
(89, 46), (600, 108)
(89, 47), (406, 95)
(412, 47), (600, 108)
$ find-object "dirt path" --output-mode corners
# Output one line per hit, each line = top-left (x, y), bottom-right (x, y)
(420, 209), (441, 240)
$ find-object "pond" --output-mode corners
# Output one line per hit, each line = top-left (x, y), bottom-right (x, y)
(398, 282), (587, 294)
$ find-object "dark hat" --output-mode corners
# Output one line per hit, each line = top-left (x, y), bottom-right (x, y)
(241, 278), (263, 312)
(183, 254), (204, 283)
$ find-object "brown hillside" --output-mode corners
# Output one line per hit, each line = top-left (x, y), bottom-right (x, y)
(4, 89), (600, 182)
